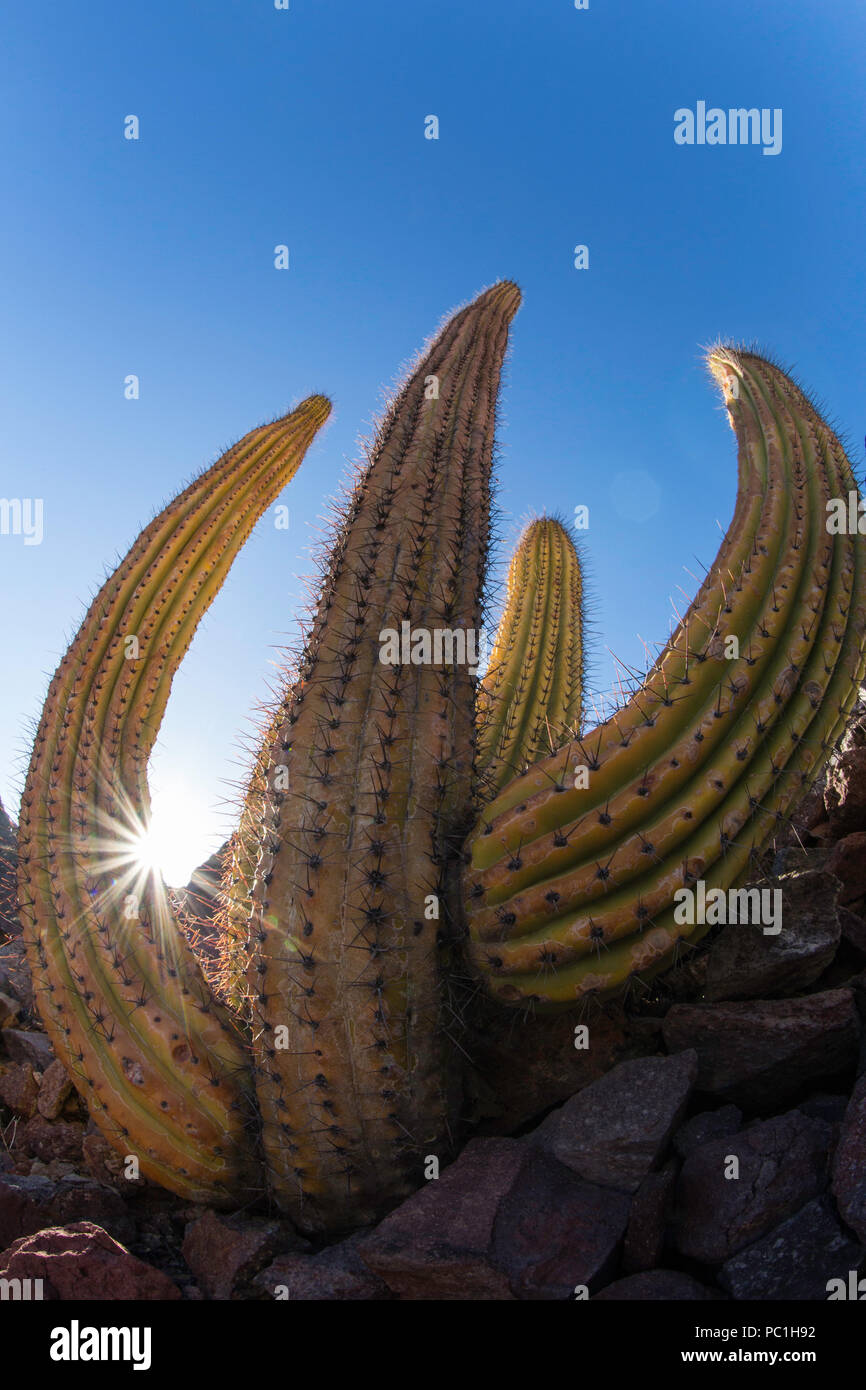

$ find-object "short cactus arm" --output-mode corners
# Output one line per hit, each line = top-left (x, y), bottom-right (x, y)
(476, 517), (583, 797)
(17, 398), (331, 1202)
(463, 352), (866, 1006)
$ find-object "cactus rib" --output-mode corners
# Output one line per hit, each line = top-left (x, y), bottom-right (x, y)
(16, 398), (331, 1202)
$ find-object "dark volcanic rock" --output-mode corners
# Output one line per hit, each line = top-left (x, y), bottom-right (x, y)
(0, 1172), (134, 1248)
(823, 747), (866, 840)
(357, 1137), (630, 1300)
(256, 1234), (392, 1301)
(674, 1105), (743, 1159)
(462, 993), (653, 1135)
(2, 1028), (54, 1072)
(36, 1059), (74, 1120)
(796, 1092), (849, 1126)
(673, 1111), (833, 1263)
(531, 1051), (697, 1192)
(840, 908), (866, 960)
(594, 1270), (720, 1300)
(358, 1138), (524, 1299)
(831, 1071), (866, 1243)
(0, 1221), (182, 1300)
(662, 990), (860, 1110)
(719, 1198), (864, 1301)
(181, 1208), (287, 1300)
(19, 1115), (85, 1165)
(0, 1061), (40, 1117)
(80, 1129), (146, 1197)
(826, 834), (866, 908)
(622, 1160), (677, 1273)
(704, 870), (841, 1001)
(490, 1149), (631, 1300)
(0, 940), (33, 1012)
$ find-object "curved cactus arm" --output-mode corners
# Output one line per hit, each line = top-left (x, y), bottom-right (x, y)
(476, 516), (583, 798)
(17, 397), (331, 1202)
(463, 351), (866, 1007)
(244, 283), (521, 1232)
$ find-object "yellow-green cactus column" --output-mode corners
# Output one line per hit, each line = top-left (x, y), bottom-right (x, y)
(17, 398), (331, 1203)
(243, 283), (522, 1232)
(477, 516), (583, 797)
(463, 351), (866, 1007)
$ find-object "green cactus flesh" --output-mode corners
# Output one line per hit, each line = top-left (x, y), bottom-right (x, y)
(16, 398), (331, 1203)
(240, 282), (522, 1231)
(463, 349), (866, 1007)
(477, 516), (583, 798)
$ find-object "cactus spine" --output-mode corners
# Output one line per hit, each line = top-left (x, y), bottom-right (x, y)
(17, 398), (331, 1203)
(242, 283), (521, 1231)
(463, 350), (866, 1006)
(477, 516), (583, 797)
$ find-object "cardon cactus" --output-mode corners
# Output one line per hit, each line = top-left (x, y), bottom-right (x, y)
(16, 286), (866, 1235)
(476, 516), (584, 799)
(234, 281), (521, 1230)
(16, 399), (332, 1203)
(463, 349), (866, 1005)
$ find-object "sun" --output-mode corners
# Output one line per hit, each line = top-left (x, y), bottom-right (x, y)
(129, 776), (218, 887)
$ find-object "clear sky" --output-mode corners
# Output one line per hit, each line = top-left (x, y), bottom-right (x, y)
(2, 1), (863, 882)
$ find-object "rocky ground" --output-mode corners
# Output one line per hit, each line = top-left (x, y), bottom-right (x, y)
(3, 700), (866, 1301)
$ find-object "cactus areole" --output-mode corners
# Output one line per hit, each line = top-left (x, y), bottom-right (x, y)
(17, 286), (866, 1234)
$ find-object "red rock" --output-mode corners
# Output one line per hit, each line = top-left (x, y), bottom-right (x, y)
(491, 1149), (630, 1299)
(531, 1051), (697, 1192)
(36, 1060), (73, 1121)
(0, 1172), (134, 1247)
(0, 1062), (40, 1118)
(0, 1222), (181, 1300)
(80, 1131), (145, 1197)
(358, 1138), (524, 1299)
(704, 869), (841, 1000)
(181, 1208), (286, 1300)
(824, 748), (866, 838)
(1, 1028), (53, 1071)
(826, 834), (866, 907)
(20, 1116), (85, 1165)
(662, 990), (860, 1110)
(673, 1111), (833, 1263)
(594, 1270), (720, 1300)
(358, 1138), (631, 1300)
(257, 1234), (393, 1301)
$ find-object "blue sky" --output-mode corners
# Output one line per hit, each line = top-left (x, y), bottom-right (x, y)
(2, 0), (863, 882)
